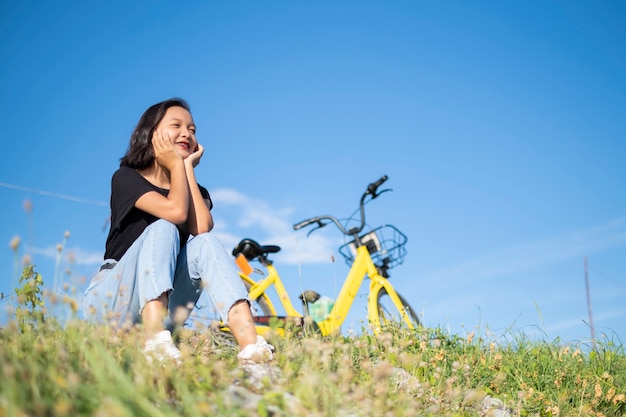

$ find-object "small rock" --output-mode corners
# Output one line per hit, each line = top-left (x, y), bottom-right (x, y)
(390, 367), (422, 393)
(480, 395), (513, 417)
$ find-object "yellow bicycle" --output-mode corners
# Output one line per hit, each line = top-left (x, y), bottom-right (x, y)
(233, 175), (420, 336)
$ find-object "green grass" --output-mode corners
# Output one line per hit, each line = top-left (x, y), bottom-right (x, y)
(2, 268), (625, 416)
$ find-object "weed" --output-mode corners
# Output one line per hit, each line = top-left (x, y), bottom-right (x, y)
(14, 264), (46, 331)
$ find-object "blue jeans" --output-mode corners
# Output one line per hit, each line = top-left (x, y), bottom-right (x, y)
(81, 219), (249, 329)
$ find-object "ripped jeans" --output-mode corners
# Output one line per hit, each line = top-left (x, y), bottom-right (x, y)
(81, 219), (249, 329)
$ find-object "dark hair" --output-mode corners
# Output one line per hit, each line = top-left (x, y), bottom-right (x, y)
(120, 98), (191, 169)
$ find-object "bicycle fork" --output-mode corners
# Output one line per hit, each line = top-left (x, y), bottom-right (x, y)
(367, 277), (417, 332)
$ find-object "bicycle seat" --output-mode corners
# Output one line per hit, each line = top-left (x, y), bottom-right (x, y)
(232, 238), (281, 261)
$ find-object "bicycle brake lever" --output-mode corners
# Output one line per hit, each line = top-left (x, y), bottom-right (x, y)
(306, 221), (328, 237)
(371, 188), (393, 199)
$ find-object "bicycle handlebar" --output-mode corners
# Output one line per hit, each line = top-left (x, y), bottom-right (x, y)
(292, 175), (390, 238)
(292, 215), (346, 232)
(292, 218), (319, 231)
(367, 175), (388, 196)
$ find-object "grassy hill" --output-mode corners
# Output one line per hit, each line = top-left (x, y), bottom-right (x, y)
(1, 266), (625, 416)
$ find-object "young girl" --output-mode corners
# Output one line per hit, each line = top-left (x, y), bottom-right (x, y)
(82, 98), (273, 366)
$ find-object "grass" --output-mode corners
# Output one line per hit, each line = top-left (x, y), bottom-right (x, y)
(2, 266), (625, 416)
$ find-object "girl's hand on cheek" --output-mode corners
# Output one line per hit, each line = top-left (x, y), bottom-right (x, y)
(152, 129), (182, 169)
(187, 143), (204, 168)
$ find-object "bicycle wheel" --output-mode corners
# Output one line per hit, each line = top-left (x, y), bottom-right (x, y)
(243, 279), (275, 316)
(375, 287), (420, 330)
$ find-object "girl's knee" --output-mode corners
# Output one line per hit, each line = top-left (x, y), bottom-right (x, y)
(151, 219), (179, 235)
(146, 219), (181, 246)
(191, 231), (219, 245)
(187, 232), (224, 257)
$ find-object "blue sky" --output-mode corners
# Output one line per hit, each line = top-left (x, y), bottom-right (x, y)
(1, 0), (625, 345)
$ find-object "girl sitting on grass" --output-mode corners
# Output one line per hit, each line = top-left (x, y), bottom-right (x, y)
(81, 98), (273, 370)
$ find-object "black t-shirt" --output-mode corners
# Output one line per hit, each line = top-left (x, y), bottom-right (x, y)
(103, 166), (212, 261)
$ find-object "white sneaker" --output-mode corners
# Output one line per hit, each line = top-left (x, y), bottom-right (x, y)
(237, 335), (275, 364)
(143, 330), (183, 365)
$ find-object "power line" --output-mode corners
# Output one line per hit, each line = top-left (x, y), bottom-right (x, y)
(0, 181), (108, 207)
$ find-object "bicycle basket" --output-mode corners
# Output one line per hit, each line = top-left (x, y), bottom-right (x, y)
(338, 225), (408, 270)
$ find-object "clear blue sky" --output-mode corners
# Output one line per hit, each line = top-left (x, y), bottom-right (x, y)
(1, 0), (625, 346)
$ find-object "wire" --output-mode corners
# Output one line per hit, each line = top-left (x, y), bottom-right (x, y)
(0, 181), (108, 207)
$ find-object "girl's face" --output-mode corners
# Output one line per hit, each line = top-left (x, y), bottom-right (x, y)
(156, 106), (198, 158)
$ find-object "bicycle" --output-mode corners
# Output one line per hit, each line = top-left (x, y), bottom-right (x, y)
(232, 175), (420, 336)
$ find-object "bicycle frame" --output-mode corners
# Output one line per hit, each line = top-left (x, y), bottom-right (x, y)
(239, 265), (300, 317)
(240, 244), (417, 335)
